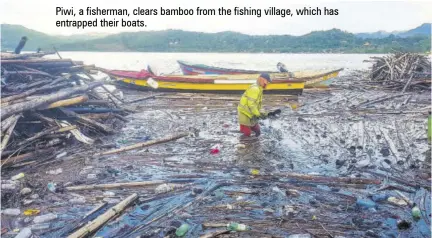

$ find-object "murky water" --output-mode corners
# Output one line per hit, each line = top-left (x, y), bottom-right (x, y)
(44, 52), (383, 75)
(3, 52), (429, 238)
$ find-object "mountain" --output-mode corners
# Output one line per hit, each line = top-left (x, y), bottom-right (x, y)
(0, 24), (106, 51)
(356, 23), (431, 39)
(397, 23), (431, 37)
(1, 23), (430, 53)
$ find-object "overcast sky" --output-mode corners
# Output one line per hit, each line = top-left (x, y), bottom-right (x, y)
(1, 0), (431, 36)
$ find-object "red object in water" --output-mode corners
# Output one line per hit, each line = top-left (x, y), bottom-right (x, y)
(210, 148), (220, 154)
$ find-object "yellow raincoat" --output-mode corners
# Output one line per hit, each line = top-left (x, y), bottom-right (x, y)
(237, 83), (265, 126)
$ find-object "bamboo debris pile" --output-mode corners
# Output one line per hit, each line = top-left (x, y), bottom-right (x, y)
(366, 53), (431, 91)
(0, 53), (128, 168)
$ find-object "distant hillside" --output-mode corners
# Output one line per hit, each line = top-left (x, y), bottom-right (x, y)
(0, 24), (105, 52)
(1, 23), (430, 53)
(1, 24), (61, 51)
(398, 23), (431, 37)
(356, 23), (431, 39)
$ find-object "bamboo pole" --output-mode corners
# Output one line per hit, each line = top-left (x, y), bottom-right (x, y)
(1, 148), (55, 167)
(67, 193), (138, 238)
(43, 95), (89, 109)
(65, 181), (165, 191)
(59, 108), (114, 134)
(0, 115), (19, 152)
(95, 132), (189, 156)
(1, 82), (102, 120)
(1, 114), (21, 135)
(275, 172), (381, 185)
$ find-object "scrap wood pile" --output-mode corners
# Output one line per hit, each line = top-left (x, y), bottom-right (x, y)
(366, 52), (431, 91)
(0, 52), (129, 169)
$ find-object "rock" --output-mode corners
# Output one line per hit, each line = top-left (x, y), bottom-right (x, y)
(2, 208), (21, 216)
(20, 188), (32, 195)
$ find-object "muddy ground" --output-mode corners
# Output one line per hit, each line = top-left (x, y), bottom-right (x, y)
(1, 74), (431, 238)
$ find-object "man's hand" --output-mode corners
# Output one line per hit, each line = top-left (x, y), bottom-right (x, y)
(259, 112), (268, 119)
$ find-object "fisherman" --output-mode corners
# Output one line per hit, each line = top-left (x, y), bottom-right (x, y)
(237, 73), (272, 137)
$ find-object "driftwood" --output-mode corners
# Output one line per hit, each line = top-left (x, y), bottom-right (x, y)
(67, 193), (138, 238)
(275, 172), (381, 185)
(1, 50), (129, 166)
(42, 95), (89, 109)
(1, 148), (55, 167)
(1, 114), (21, 135)
(367, 53), (431, 91)
(65, 181), (165, 191)
(1, 82), (102, 120)
(60, 108), (114, 134)
(96, 132), (190, 156)
(0, 115), (19, 152)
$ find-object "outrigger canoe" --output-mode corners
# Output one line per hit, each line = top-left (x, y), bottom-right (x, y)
(178, 60), (277, 75)
(177, 60), (343, 87)
(104, 69), (305, 95)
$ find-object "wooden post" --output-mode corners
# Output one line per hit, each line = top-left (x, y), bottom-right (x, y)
(65, 180), (166, 191)
(14, 36), (28, 54)
(95, 132), (189, 156)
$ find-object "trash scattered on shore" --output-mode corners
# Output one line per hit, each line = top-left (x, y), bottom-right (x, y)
(1, 50), (430, 237)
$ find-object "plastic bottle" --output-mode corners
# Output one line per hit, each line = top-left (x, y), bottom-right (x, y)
(371, 194), (389, 202)
(175, 223), (189, 237)
(412, 206), (421, 220)
(2, 208), (21, 216)
(15, 228), (32, 238)
(11, 173), (25, 180)
(356, 199), (376, 209)
(227, 222), (250, 231)
(30, 223), (51, 231)
(250, 169), (260, 175)
(33, 213), (58, 224)
(47, 183), (56, 193)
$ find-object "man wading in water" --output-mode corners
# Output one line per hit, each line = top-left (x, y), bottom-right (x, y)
(237, 73), (280, 139)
